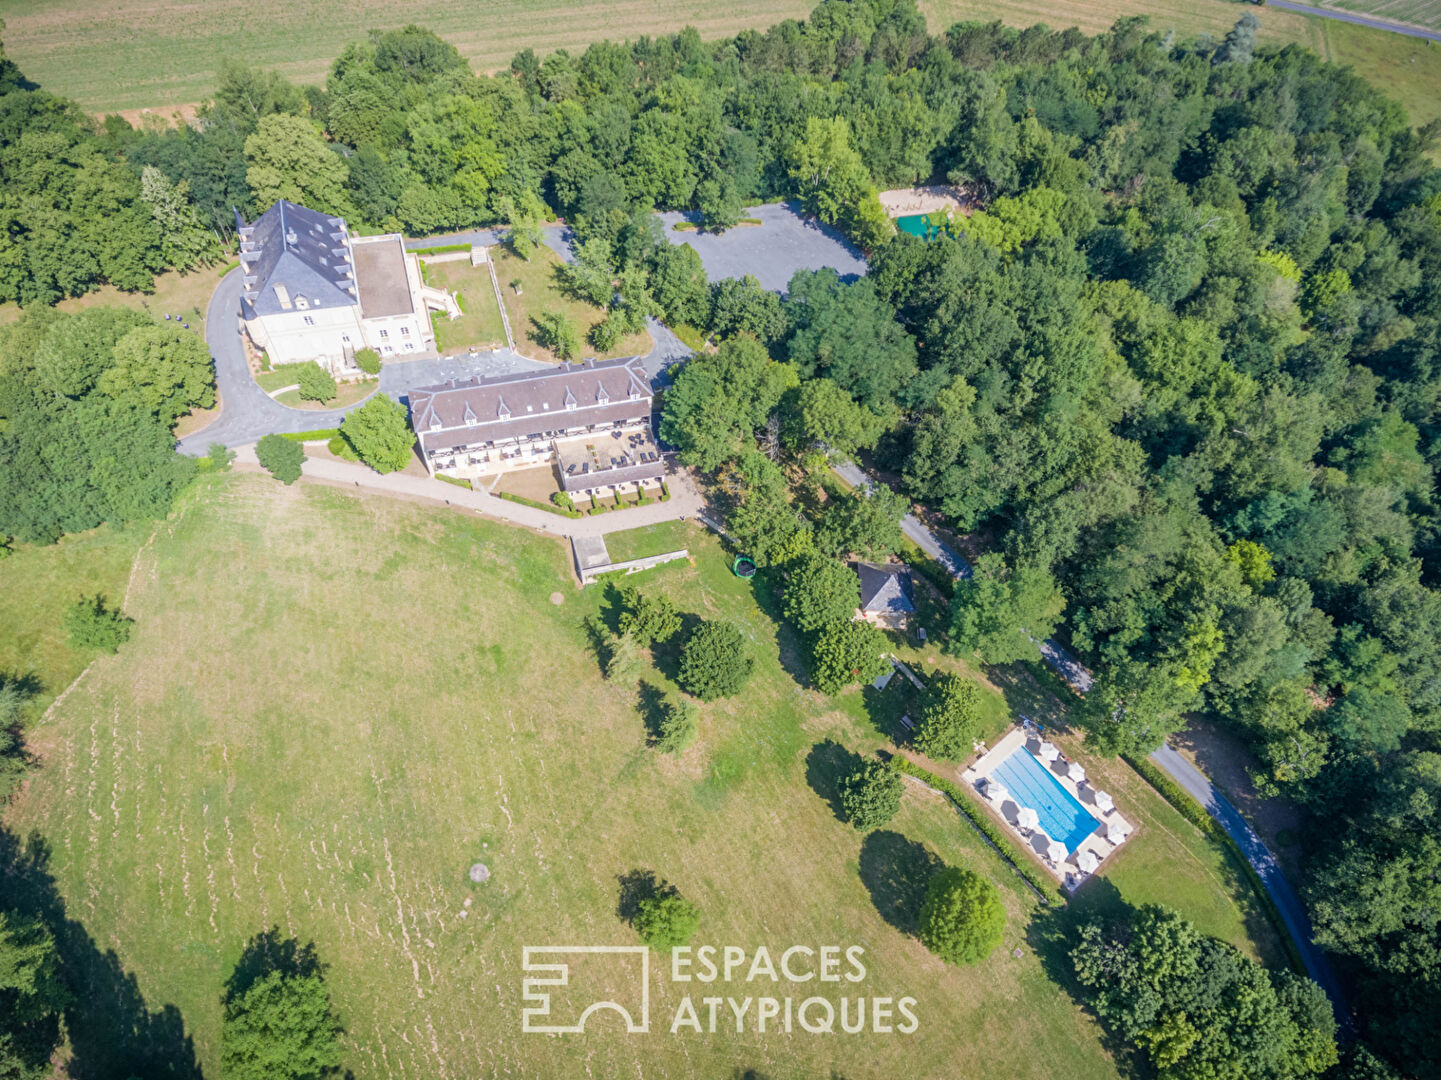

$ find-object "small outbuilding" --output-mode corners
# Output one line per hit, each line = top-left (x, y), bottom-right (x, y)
(855, 562), (916, 630)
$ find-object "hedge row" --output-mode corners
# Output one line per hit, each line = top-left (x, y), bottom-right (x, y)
(412, 242), (471, 256)
(887, 755), (1062, 905)
(1124, 753), (1308, 975)
(496, 490), (582, 518)
(435, 473), (472, 490)
(279, 428), (340, 442)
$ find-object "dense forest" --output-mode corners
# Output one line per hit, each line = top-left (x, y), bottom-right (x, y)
(1, 1), (1440, 1075)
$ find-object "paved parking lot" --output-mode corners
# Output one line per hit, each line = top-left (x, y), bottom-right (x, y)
(656, 202), (867, 293)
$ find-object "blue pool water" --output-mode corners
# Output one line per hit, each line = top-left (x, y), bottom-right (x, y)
(895, 213), (945, 240)
(989, 748), (1100, 854)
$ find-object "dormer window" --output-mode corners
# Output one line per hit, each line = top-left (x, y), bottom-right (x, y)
(285, 229), (298, 246)
(497, 397), (511, 421)
(463, 404), (477, 425)
(565, 388), (577, 411)
(597, 385), (610, 405)
(429, 417), (442, 432)
(296, 297), (309, 310)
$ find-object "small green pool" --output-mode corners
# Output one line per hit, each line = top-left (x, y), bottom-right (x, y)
(895, 213), (946, 240)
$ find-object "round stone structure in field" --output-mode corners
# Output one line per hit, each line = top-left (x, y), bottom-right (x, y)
(469, 862), (491, 885)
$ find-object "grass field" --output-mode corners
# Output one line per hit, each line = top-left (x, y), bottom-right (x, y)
(0, 264), (223, 330)
(1319, 17), (1441, 127)
(420, 258), (510, 354)
(492, 246), (653, 363)
(272, 378), (378, 410)
(4, 0), (1430, 125)
(0, 476), (1280, 1078)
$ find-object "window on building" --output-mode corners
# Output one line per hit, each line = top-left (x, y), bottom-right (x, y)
(400, 326), (410, 337)
(303, 316), (315, 326)
(379, 329), (389, 339)
(403, 342), (415, 351)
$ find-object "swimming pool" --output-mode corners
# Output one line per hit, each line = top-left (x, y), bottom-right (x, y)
(895, 213), (945, 240)
(989, 748), (1100, 854)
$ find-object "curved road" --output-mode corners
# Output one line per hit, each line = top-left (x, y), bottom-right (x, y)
(830, 459), (1350, 1028)
(1266, 0), (1441, 42)
(179, 268), (691, 453)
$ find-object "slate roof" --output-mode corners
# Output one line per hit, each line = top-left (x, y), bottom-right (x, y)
(237, 201), (358, 318)
(410, 358), (652, 455)
(856, 562), (916, 615)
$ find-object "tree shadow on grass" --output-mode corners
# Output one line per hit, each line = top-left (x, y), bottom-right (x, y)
(805, 739), (865, 823)
(748, 570), (813, 689)
(637, 681), (669, 746)
(615, 869), (678, 927)
(0, 825), (203, 1080)
(224, 925), (325, 1004)
(1023, 875), (1150, 1080)
(858, 830), (942, 937)
(648, 611), (705, 687)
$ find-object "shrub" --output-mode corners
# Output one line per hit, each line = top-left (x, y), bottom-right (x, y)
(838, 759), (903, 830)
(913, 673), (981, 761)
(634, 893), (701, 950)
(655, 697), (699, 754)
(617, 586), (682, 643)
(256, 433), (305, 484)
(679, 621), (754, 700)
(604, 632), (644, 685)
(206, 442), (235, 471)
(530, 310), (581, 360)
(810, 618), (890, 694)
(919, 866), (1006, 965)
(340, 395), (414, 473)
(552, 491), (574, 511)
(295, 361), (337, 403)
(65, 594), (132, 654)
(353, 347), (381, 375)
(434, 473), (472, 490)
(784, 553), (861, 633)
(326, 435), (360, 461)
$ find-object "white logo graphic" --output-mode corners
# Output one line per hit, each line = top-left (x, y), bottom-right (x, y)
(521, 946), (650, 1034)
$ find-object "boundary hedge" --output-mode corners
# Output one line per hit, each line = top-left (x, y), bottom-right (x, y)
(412, 242), (472, 256)
(1124, 754), (1308, 975)
(496, 490), (581, 518)
(279, 428), (340, 442)
(888, 755), (1062, 905)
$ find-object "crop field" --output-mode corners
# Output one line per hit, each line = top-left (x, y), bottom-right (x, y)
(0, 0), (1419, 115)
(0, 474), (1280, 1079)
(1312, 0), (1441, 32)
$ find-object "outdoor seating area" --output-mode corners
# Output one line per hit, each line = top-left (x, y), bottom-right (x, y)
(555, 431), (667, 498)
(963, 728), (1133, 891)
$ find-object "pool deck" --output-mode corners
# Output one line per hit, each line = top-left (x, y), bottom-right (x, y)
(963, 728), (1133, 891)
(878, 185), (968, 219)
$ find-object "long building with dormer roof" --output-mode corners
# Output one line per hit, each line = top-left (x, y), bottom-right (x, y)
(407, 358), (667, 498)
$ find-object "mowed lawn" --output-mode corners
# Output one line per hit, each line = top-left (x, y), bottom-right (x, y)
(420, 258), (509, 354)
(4, 474), (1122, 1079)
(5, 0), (1430, 122)
(493, 246), (652, 363)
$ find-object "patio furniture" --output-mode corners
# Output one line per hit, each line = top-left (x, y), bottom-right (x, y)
(1076, 849), (1099, 874)
(1067, 761), (1086, 783)
(1093, 789), (1114, 814)
(1038, 741), (1060, 762)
